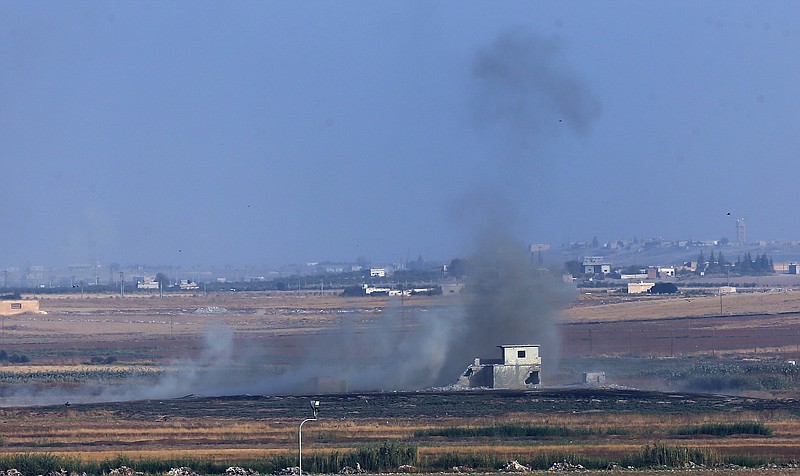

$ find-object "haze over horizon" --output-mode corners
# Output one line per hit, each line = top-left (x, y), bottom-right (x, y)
(3, 2), (799, 269)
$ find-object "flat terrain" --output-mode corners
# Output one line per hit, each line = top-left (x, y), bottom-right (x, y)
(2, 289), (800, 473)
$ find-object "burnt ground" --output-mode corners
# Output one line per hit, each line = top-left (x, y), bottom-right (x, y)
(23, 387), (800, 421)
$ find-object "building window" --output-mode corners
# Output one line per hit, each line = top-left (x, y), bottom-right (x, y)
(517, 350), (526, 358)
(11, 303), (21, 310)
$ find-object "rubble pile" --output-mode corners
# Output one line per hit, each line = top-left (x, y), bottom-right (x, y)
(109, 467), (143, 476)
(446, 466), (475, 473)
(396, 465), (417, 473)
(0, 470), (23, 476)
(337, 463), (365, 474)
(167, 468), (199, 476)
(274, 467), (299, 475)
(547, 460), (586, 472)
(500, 461), (530, 472)
(226, 468), (259, 476)
(193, 307), (228, 314)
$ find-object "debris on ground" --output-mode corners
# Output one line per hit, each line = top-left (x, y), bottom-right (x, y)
(109, 467), (143, 476)
(193, 307), (228, 314)
(446, 466), (475, 473)
(274, 467), (299, 475)
(167, 468), (199, 476)
(548, 460), (586, 471)
(500, 461), (530, 472)
(338, 463), (365, 474)
(226, 468), (259, 476)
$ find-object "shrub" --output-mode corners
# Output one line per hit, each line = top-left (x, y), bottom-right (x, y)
(672, 422), (772, 436)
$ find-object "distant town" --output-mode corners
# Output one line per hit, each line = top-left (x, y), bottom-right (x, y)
(7, 219), (800, 296)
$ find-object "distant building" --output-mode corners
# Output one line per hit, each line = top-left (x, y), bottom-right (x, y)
(582, 257), (611, 275)
(0, 300), (39, 316)
(628, 282), (655, 294)
(658, 266), (676, 277)
(137, 275), (159, 290)
(583, 371), (606, 386)
(369, 268), (386, 277)
(179, 279), (199, 290)
(737, 218), (746, 244)
(441, 283), (465, 294)
(719, 286), (737, 294)
(789, 263), (800, 275)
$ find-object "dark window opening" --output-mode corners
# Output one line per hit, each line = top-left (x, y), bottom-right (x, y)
(10, 303), (21, 310)
(517, 350), (526, 358)
(525, 371), (540, 385)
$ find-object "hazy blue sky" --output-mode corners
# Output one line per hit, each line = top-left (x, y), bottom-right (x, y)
(2, 2), (798, 268)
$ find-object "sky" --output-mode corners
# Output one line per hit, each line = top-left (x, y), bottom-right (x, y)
(2, 1), (799, 269)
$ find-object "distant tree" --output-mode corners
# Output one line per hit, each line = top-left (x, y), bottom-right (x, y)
(341, 285), (366, 297)
(155, 272), (170, 289)
(649, 282), (678, 294)
(592, 236), (599, 248)
(719, 237), (730, 245)
(447, 258), (468, 279)
(624, 265), (642, 274)
(563, 260), (582, 278)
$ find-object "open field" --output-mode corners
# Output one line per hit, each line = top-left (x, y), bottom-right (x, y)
(2, 290), (800, 474)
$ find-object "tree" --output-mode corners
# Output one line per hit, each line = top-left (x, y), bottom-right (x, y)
(155, 272), (170, 289)
(447, 258), (468, 279)
(649, 282), (678, 294)
(564, 260), (582, 278)
(592, 236), (599, 248)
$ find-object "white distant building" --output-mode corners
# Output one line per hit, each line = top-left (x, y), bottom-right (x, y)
(370, 268), (386, 277)
(628, 282), (655, 294)
(658, 266), (676, 277)
(137, 275), (159, 290)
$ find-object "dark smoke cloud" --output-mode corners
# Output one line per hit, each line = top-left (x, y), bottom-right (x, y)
(0, 29), (600, 407)
(471, 29), (602, 143)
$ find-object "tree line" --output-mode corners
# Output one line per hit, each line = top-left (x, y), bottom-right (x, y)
(696, 250), (774, 275)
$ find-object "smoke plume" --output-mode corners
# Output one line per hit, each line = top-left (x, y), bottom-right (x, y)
(0, 29), (600, 407)
(471, 29), (602, 144)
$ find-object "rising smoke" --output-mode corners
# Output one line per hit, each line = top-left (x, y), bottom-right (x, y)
(1, 29), (601, 406)
(471, 28), (602, 144)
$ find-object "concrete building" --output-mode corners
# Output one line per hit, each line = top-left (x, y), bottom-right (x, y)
(582, 257), (611, 275)
(628, 282), (655, 294)
(458, 345), (541, 389)
(737, 218), (746, 244)
(0, 300), (40, 316)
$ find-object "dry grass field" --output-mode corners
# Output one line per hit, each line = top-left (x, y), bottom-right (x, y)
(1, 290), (800, 474)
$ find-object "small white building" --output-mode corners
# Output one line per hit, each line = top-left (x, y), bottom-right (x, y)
(628, 282), (655, 294)
(658, 266), (676, 277)
(369, 268), (386, 277)
(458, 345), (542, 389)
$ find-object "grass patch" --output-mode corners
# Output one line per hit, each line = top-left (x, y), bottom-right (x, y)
(414, 424), (626, 439)
(672, 422), (772, 436)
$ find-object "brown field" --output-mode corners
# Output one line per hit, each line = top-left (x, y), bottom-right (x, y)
(2, 290), (800, 474)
